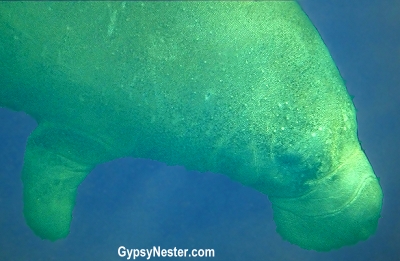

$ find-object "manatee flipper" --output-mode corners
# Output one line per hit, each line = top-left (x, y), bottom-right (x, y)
(21, 122), (115, 240)
(22, 141), (87, 240)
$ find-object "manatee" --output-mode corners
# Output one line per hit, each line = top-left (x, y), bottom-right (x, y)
(0, 1), (382, 251)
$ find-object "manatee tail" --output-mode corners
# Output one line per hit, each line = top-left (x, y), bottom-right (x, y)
(21, 122), (115, 240)
(269, 149), (383, 251)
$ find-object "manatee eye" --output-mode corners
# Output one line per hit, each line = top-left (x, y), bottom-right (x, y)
(275, 151), (303, 166)
(274, 149), (319, 180)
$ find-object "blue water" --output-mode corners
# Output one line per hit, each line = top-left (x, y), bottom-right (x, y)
(0, 1), (398, 260)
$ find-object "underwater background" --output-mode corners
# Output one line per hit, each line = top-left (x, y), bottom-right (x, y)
(0, 0), (398, 260)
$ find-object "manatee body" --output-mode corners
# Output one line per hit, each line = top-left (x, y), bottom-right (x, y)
(0, 2), (382, 251)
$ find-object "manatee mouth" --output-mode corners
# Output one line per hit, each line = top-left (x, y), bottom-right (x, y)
(310, 175), (375, 218)
(269, 149), (383, 251)
(272, 148), (378, 215)
(272, 175), (375, 218)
